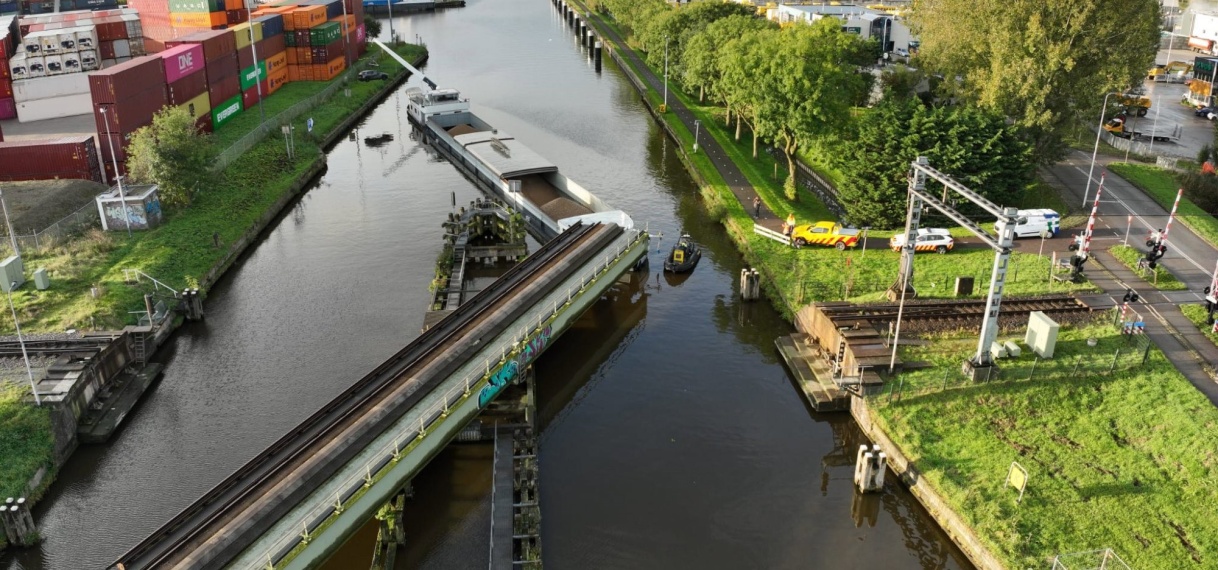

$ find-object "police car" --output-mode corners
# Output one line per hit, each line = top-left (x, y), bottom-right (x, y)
(889, 228), (955, 254)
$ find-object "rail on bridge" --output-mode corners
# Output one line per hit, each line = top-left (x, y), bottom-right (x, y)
(111, 222), (648, 570)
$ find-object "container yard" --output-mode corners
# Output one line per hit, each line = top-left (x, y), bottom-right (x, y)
(0, 0), (367, 181)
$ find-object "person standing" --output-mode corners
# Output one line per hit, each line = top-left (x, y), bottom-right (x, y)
(753, 196), (761, 218)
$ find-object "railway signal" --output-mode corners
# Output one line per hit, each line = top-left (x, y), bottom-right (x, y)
(1145, 188), (1183, 269)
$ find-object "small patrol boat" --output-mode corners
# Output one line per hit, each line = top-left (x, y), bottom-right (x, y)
(664, 234), (701, 273)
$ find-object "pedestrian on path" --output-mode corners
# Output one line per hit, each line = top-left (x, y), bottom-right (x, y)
(753, 196), (761, 218)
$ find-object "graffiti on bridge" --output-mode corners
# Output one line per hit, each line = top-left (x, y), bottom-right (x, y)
(477, 324), (554, 408)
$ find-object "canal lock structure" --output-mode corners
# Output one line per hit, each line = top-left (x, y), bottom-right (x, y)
(4, 0), (971, 568)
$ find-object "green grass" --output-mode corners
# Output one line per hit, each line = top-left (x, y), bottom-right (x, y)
(0, 385), (53, 502)
(0, 44), (426, 334)
(1182, 303), (1218, 347)
(1108, 162), (1218, 249)
(875, 320), (1218, 569)
(1108, 245), (1187, 290)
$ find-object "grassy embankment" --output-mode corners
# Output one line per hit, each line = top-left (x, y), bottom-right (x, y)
(0, 45), (426, 529)
(874, 320), (1218, 568)
(1108, 162), (1218, 249)
(603, 28), (1093, 318)
(2, 43), (426, 335)
(1108, 244), (1187, 290)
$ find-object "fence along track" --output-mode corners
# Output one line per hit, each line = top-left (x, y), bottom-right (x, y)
(113, 222), (615, 569)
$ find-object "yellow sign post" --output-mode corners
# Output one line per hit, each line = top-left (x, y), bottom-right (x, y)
(1006, 462), (1028, 503)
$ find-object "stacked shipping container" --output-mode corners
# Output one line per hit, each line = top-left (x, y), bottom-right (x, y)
(0, 15), (14, 119)
(129, 0), (249, 52)
(6, 9), (146, 121)
(165, 28), (239, 131)
(0, 135), (102, 182)
(90, 54), (166, 178)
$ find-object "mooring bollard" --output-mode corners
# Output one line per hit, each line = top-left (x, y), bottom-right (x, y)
(853, 445), (886, 493)
(594, 40), (603, 71)
(0, 499), (18, 545)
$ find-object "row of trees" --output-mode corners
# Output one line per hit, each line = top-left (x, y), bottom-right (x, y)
(597, 0), (1162, 228)
(600, 0), (874, 199)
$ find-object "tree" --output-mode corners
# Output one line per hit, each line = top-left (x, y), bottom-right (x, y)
(682, 15), (773, 103)
(363, 15), (382, 42)
(126, 106), (216, 209)
(637, 1), (754, 83)
(833, 99), (1034, 228)
(910, 0), (1160, 162)
(748, 19), (867, 199)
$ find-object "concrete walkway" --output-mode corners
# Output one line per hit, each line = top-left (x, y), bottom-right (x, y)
(575, 4), (787, 232)
(1088, 250), (1218, 405)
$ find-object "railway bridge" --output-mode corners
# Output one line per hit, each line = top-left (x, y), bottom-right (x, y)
(111, 221), (648, 570)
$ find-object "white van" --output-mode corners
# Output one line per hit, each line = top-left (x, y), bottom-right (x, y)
(1012, 209), (1061, 238)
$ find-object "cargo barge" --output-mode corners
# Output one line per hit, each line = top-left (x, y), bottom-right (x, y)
(403, 82), (633, 241)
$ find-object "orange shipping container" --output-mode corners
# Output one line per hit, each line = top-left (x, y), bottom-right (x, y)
(305, 6), (327, 27)
(267, 51), (287, 73)
(287, 64), (300, 82)
(171, 12), (226, 28)
(267, 67), (289, 93)
(326, 57), (345, 80)
(224, 0), (243, 10)
(286, 47), (297, 65)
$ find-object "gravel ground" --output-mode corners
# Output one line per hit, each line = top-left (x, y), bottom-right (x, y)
(0, 178), (106, 234)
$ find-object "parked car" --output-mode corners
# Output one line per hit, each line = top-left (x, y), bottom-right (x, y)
(1196, 106), (1217, 120)
(893, 47), (910, 57)
(889, 228), (954, 254)
(358, 70), (389, 81)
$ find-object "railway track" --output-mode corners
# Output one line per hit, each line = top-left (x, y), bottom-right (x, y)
(815, 295), (1095, 333)
(112, 222), (622, 570)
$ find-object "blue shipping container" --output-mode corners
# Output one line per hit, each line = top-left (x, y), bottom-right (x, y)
(253, 14), (283, 39)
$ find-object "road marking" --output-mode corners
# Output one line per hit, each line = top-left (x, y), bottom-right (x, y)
(1072, 166), (1208, 274)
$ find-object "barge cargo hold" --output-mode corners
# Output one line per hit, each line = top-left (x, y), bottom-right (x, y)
(405, 85), (632, 241)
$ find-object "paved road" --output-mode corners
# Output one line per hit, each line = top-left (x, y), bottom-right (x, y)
(1044, 150), (1218, 295)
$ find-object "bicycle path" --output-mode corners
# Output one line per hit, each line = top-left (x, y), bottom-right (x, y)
(573, 4), (783, 232)
(1088, 250), (1218, 405)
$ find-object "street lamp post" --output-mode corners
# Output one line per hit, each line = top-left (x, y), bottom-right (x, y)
(7, 282), (39, 406)
(0, 189), (20, 257)
(693, 119), (700, 153)
(1083, 92), (1117, 208)
(663, 35), (669, 110)
(99, 107), (133, 236)
(246, 0), (266, 124)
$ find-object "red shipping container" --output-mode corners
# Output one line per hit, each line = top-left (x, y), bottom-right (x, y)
(0, 98), (14, 120)
(0, 136), (102, 183)
(100, 40), (117, 60)
(195, 113), (213, 133)
(97, 22), (126, 42)
(166, 30), (238, 62)
(241, 82), (268, 110)
(260, 34), (285, 58)
(0, 80), (11, 100)
(167, 72), (209, 106)
(237, 45), (253, 70)
(98, 131), (130, 164)
(103, 160), (127, 183)
(89, 55), (167, 105)
(205, 53), (239, 82)
(161, 44), (206, 83)
(95, 85), (168, 135)
(293, 30), (310, 46)
(207, 73), (240, 108)
(226, 10), (248, 26)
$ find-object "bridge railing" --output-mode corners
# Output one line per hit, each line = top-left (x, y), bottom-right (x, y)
(255, 228), (648, 569)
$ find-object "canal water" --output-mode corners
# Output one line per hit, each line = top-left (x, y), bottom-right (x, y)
(4, 0), (970, 568)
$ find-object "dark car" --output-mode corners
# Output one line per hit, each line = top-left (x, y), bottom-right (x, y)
(1195, 106), (1217, 120)
(358, 70), (389, 81)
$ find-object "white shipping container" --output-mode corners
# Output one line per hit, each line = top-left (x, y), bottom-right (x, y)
(16, 93), (93, 122)
(75, 26), (98, 50)
(129, 38), (145, 56)
(57, 30), (78, 52)
(113, 39), (131, 59)
(12, 74), (90, 102)
(80, 49), (99, 71)
(39, 33), (59, 55)
(61, 51), (82, 73)
(122, 15), (142, 40)
(23, 31), (45, 56)
(8, 55), (27, 81)
(25, 56), (46, 78)
(99, 58), (118, 69)
(43, 54), (64, 76)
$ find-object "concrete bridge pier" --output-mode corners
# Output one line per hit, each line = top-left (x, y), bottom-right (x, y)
(369, 490), (409, 570)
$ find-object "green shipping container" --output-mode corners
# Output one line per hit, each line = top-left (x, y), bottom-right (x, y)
(168, 0), (223, 13)
(240, 61), (268, 91)
(212, 95), (243, 130)
(285, 32), (296, 47)
(310, 22), (340, 45)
